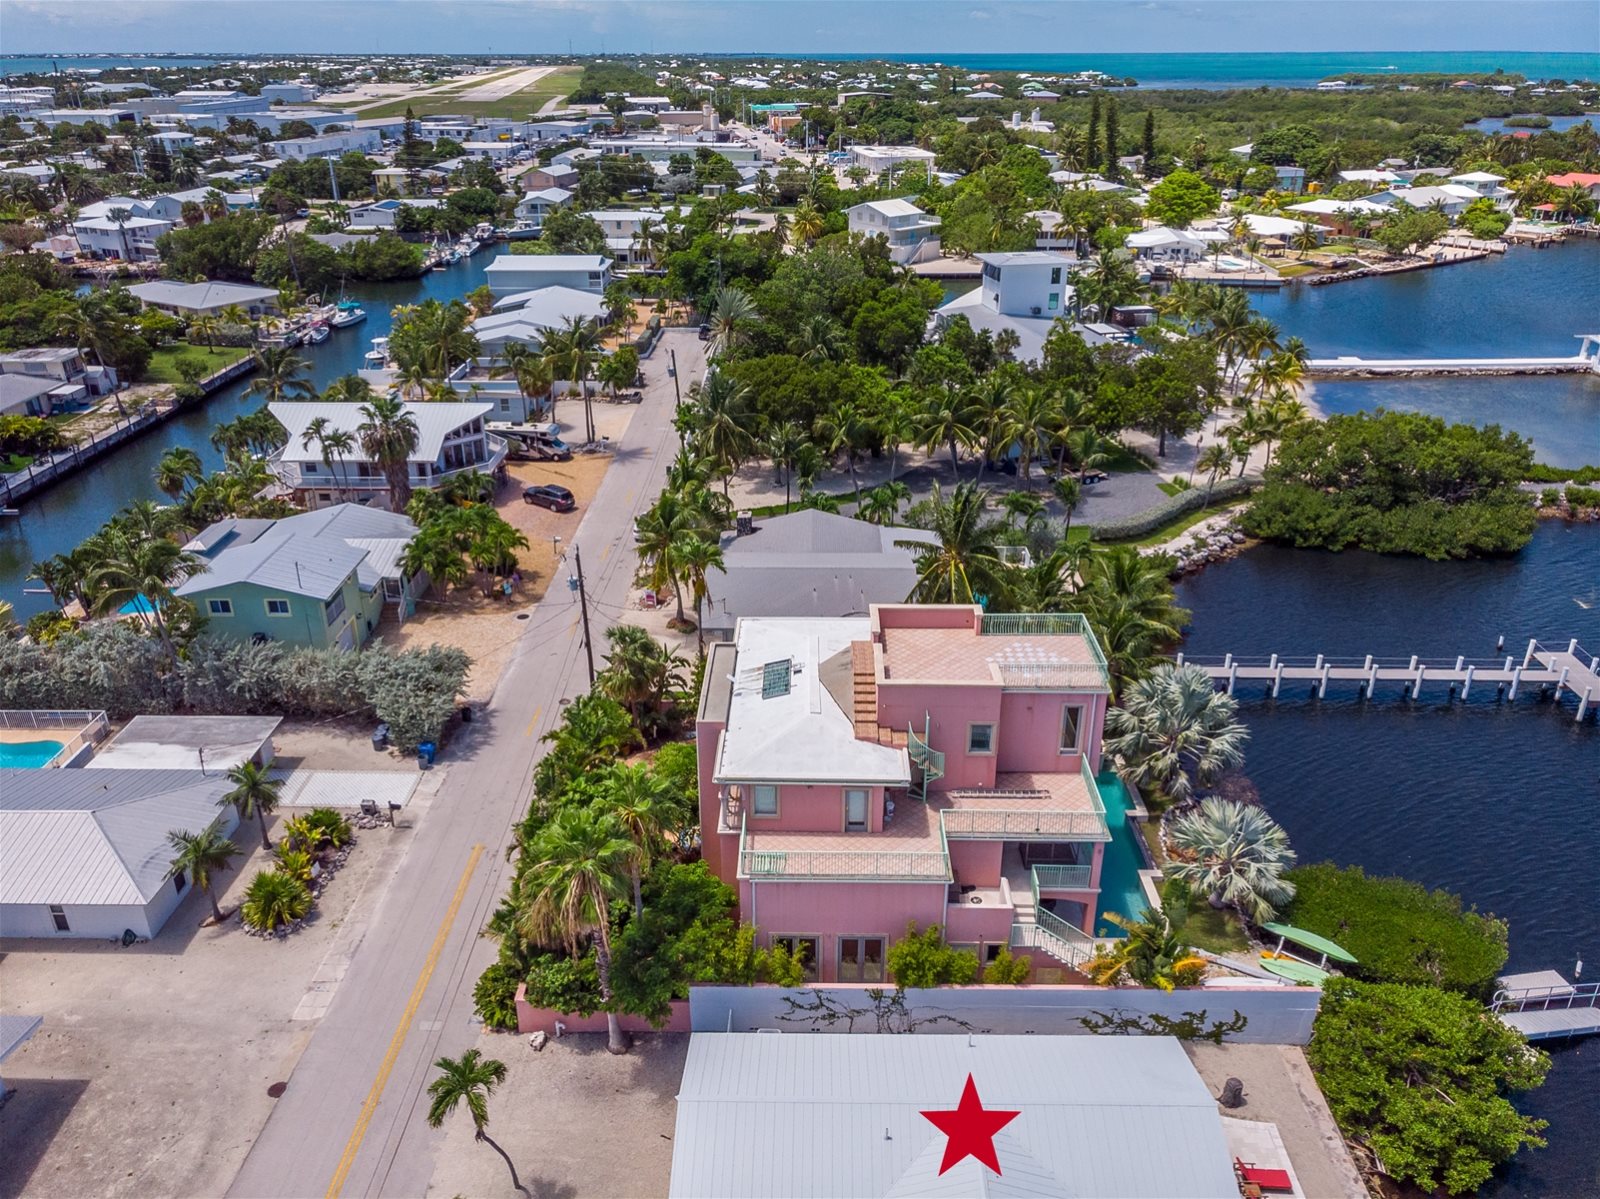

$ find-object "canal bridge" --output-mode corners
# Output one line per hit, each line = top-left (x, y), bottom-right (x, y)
(1176, 639), (1599, 721)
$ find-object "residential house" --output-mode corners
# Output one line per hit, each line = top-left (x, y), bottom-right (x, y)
(695, 604), (1116, 983)
(698, 510), (937, 642)
(268, 401), (506, 512)
(460, 140), (519, 163)
(176, 505), (426, 648)
(1337, 168), (1403, 187)
(88, 715), (280, 773)
(522, 164), (580, 192)
(0, 768), (240, 940)
(126, 279), (280, 320)
(1272, 165), (1308, 194)
(483, 254), (613, 297)
(1545, 171), (1600, 201)
(591, 136), (761, 164)
(471, 285), (610, 353)
(1285, 196), (1390, 234)
(845, 197), (942, 265)
(270, 129), (382, 161)
(70, 212), (168, 261)
(1125, 226), (1209, 262)
(348, 198), (442, 229)
(512, 187), (574, 230)
(1370, 185), (1486, 218)
(584, 208), (667, 265)
(934, 250), (1077, 364)
(0, 347), (118, 415)
(1448, 170), (1514, 208)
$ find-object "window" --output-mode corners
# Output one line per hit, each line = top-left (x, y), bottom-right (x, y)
(752, 784), (778, 816)
(49, 904), (69, 932)
(1050, 267), (1062, 284)
(844, 788), (869, 832)
(265, 598), (291, 617)
(325, 590), (347, 625)
(967, 723), (995, 755)
(207, 598), (233, 616)
(173, 869), (187, 894)
(1060, 705), (1084, 753)
(838, 936), (886, 983)
(303, 461), (318, 473)
(500, 395), (511, 411)
(1048, 291), (1060, 310)
(773, 935), (820, 982)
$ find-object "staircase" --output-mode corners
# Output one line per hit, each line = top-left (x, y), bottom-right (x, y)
(1011, 905), (1096, 971)
(907, 715), (944, 802)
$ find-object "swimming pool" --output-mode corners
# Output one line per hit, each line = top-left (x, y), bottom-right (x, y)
(117, 594), (157, 617)
(1093, 770), (1157, 937)
(0, 739), (66, 768)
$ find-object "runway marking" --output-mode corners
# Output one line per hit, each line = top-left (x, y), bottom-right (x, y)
(324, 843), (485, 1199)
(523, 703), (543, 739)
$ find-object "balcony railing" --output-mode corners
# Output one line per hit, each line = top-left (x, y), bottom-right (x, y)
(978, 611), (1111, 691)
(940, 802), (1110, 841)
(736, 815), (951, 883)
(1032, 863), (1094, 891)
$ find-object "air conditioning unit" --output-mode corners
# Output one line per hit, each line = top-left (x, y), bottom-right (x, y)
(1030, 306), (1042, 316)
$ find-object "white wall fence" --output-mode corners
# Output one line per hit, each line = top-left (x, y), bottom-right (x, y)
(688, 982), (1321, 1045)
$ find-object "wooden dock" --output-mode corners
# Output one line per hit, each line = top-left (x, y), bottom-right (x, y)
(1492, 971), (1600, 1041)
(1175, 639), (1599, 722)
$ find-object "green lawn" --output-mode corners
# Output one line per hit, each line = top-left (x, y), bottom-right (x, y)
(2, 453), (35, 473)
(1156, 480), (1190, 497)
(1101, 441), (1154, 473)
(144, 343), (253, 387)
(1182, 901), (1253, 956)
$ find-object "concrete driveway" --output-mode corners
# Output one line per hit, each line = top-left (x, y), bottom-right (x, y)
(226, 329), (708, 1199)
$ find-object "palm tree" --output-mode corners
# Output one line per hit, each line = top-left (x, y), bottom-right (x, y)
(540, 316), (603, 444)
(244, 346), (315, 404)
(426, 1051), (525, 1194)
(491, 343), (555, 419)
(675, 533), (725, 653)
(166, 827), (240, 924)
(357, 396), (420, 512)
(517, 806), (639, 1055)
(1084, 905), (1208, 992)
(1053, 474), (1083, 537)
(915, 390), (979, 480)
(689, 372), (755, 497)
(604, 764), (674, 916)
(706, 285), (756, 359)
(1103, 663), (1249, 804)
(789, 199), (823, 246)
(765, 421), (807, 513)
(817, 397), (870, 497)
(1002, 386), (1059, 484)
(1196, 442), (1233, 501)
(1064, 427), (1112, 483)
(155, 447), (203, 500)
(1069, 547), (1188, 692)
(1166, 798), (1297, 923)
(634, 487), (721, 626)
(220, 761), (283, 851)
(86, 528), (199, 666)
(105, 205), (134, 262)
(190, 313), (222, 353)
(599, 623), (688, 728)
(857, 480), (909, 525)
(789, 314), (846, 364)
(1291, 221), (1321, 259)
(902, 483), (1005, 604)
(240, 870), (311, 931)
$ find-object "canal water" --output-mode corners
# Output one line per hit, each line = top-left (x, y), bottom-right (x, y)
(1252, 237), (1600, 468)
(1177, 520), (1599, 1199)
(0, 254), (491, 620)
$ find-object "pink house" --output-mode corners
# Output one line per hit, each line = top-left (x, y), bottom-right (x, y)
(696, 604), (1115, 984)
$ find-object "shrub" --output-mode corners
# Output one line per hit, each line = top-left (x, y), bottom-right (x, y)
(523, 951), (604, 1015)
(472, 961), (523, 1031)
(887, 922), (980, 988)
(273, 846), (314, 886)
(1539, 487), (1561, 507)
(981, 945), (1032, 985)
(1523, 462), (1600, 484)
(1089, 476), (1256, 541)
(240, 869), (312, 931)
(1281, 863), (1508, 996)
(1565, 484), (1600, 509)
(1309, 979), (1548, 1195)
(304, 807), (353, 846)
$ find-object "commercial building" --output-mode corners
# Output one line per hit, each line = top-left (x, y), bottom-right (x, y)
(695, 605), (1116, 983)
(270, 129), (382, 161)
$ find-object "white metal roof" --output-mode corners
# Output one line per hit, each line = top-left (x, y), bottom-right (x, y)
(714, 616), (909, 786)
(175, 525), (367, 600)
(668, 1034), (1240, 1199)
(484, 284), (610, 322)
(89, 715), (281, 772)
(0, 769), (234, 906)
(484, 254), (611, 276)
(850, 197), (928, 218)
(269, 401), (491, 465)
(126, 280), (278, 308)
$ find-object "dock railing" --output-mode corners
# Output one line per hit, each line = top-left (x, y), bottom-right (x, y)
(1491, 980), (1599, 1013)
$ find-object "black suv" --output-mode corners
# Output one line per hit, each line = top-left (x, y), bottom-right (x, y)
(522, 484), (576, 512)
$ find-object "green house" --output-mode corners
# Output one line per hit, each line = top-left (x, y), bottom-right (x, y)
(176, 506), (425, 651)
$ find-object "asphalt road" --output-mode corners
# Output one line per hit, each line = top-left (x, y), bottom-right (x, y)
(228, 329), (707, 1199)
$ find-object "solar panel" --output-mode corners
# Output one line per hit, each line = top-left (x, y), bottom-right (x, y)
(760, 659), (792, 699)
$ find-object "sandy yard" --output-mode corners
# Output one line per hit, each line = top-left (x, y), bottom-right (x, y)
(270, 716), (429, 772)
(378, 453), (613, 701)
(426, 1032), (686, 1199)
(0, 810), (415, 1199)
(1185, 1042), (1366, 1199)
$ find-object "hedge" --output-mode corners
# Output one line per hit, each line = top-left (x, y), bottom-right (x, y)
(1523, 463), (1600, 485)
(1564, 484), (1600, 508)
(0, 624), (469, 751)
(1087, 476), (1257, 541)
(1281, 863), (1509, 997)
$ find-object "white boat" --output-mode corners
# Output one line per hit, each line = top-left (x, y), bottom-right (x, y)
(329, 300), (366, 328)
(364, 336), (389, 367)
(304, 322), (330, 345)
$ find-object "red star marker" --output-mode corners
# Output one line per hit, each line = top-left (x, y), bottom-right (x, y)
(920, 1073), (1020, 1176)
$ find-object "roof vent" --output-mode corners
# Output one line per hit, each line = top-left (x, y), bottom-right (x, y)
(735, 510), (755, 536)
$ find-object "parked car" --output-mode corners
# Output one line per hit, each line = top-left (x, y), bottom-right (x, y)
(523, 484), (576, 512)
(697, 323), (711, 340)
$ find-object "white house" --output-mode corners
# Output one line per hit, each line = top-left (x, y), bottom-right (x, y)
(126, 280), (281, 319)
(1338, 169), (1403, 187)
(268, 401), (507, 511)
(0, 768), (240, 940)
(1370, 185), (1480, 218)
(512, 187), (574, 230)
(71, 213), (170, 261)
(270, 129), (382, 161)
(584, 208), (668, 265)
(483, 254), (613, 297)
(848, 145), (938, 177)
(471, 285), (611, 355)
(1448, 170), (1514, 208)
(348, 198), (442, 229)
(1125, 226), (1209, 262)
(845, 197), (942, 265)
(0, 346), (118, 416)
(934, 250), (1077, 364)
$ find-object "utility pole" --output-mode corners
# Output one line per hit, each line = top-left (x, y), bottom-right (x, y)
(327, 156), (341, 203)
(669, 347), (681, 408)
(574, 545), (596, 686)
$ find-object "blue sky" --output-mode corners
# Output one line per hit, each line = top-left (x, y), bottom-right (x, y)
(3, 0), (1595, 56)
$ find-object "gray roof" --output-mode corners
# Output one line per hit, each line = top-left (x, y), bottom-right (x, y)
(89, 715), (281, 772)
(484, 253), (611, 276)
(0, 374), (60, 408)
(182, 505), (417, 594)
(126, 280), (279, 309)
(0, 769), (235, 906)
(701, 511), (935, 632)
(0, 1014), (43, 1063)
(668, 1034), (1240, 1199)
(269, 401), (491, 465)
(176, 525), (367, 601)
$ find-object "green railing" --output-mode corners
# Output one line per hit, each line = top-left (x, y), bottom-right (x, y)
(1032, 863), (1095, 891)
(737, 815), (951, 882)
(979, 611), (1112, 691)
(1010, 908), (1096, 969)
(941, 803), (1110, 841)
(908, 715), (944, 803)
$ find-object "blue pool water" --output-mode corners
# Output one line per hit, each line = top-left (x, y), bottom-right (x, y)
(117, 594), (156, 617)
(1093, 770), (1153, 936)
(0, 739), (65, 768)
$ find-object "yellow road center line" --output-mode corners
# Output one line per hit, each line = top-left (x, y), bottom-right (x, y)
(324, 843), (485, 1198)
(600, 543), (612, 563)
(522, 703), (543, 739)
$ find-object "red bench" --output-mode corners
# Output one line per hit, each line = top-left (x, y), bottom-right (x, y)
(1235, 1158), (1294, 1193)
